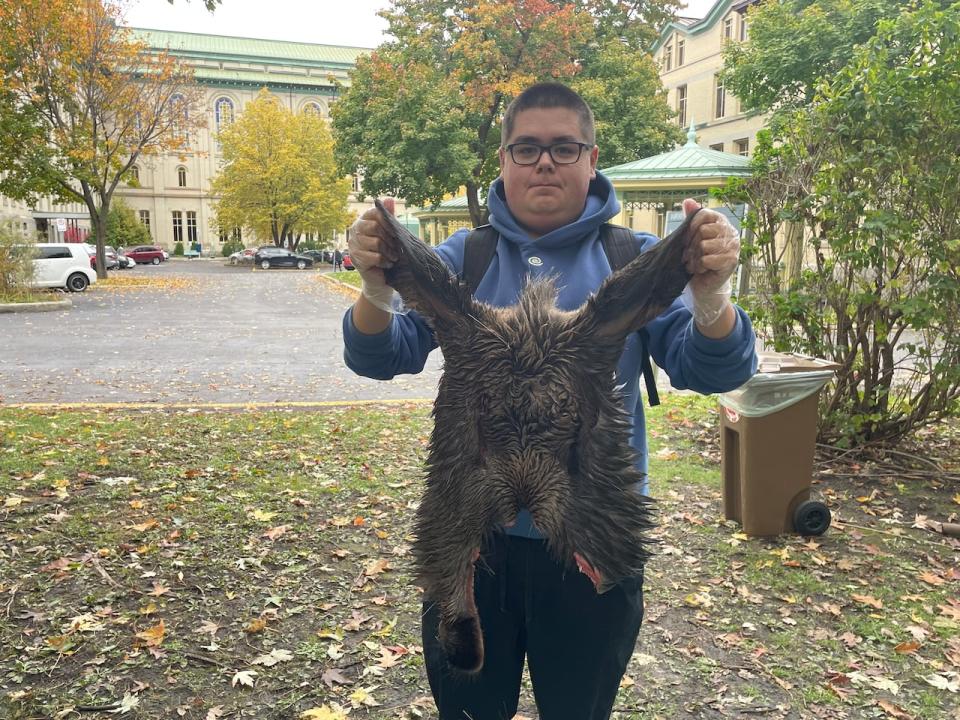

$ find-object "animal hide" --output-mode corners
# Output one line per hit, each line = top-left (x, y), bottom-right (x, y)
(376, 199), (697, 673)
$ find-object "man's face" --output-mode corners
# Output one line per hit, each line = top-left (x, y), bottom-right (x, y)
(498, 107), (599, 237)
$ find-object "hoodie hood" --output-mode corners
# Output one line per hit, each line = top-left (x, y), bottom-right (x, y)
(486, 172), (621, 251)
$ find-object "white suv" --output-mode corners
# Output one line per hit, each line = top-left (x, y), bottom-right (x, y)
(27, 243), (97, 292)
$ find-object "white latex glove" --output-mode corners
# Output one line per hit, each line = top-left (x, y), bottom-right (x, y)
(348, 204), (400, 313)
(680, 199), (738, 328)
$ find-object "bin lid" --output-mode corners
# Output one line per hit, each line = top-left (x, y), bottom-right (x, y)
(756, 351), (841, 374)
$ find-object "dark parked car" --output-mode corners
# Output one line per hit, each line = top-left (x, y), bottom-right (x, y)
(253, 247), (314, 270)
(125, 245), (166, 265)
(298, 249), (327, 264)
(83, 243), (120, 270)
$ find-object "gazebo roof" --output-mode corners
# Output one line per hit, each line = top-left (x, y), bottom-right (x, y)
(600, 124), (752, 185)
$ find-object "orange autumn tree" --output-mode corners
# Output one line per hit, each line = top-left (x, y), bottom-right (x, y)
(0, 0), (203, 277)
(332, 0), (681, 227)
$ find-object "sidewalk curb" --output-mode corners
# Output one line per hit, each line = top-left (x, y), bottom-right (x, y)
(318, 274), (361, 298)
(0, 298), (72, 313)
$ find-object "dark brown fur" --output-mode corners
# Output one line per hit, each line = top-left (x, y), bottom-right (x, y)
(376, 199), (697, 672)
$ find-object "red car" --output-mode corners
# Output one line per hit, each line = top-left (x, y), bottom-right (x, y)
(342, 253), (354, 270)
(125, 245), (166, 265)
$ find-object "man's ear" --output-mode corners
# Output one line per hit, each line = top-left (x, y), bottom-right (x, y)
(589, 144), (598, 179)
(498, 146), (506, 174)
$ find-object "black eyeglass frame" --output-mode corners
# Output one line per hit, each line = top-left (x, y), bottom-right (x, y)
(504, 141), (594, 166)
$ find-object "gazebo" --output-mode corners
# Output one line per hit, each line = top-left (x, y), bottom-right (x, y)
(601, 122), (752, 235)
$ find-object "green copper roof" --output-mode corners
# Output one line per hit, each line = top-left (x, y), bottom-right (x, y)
(601, 123), (751, 182)
(130, 28), (368, 68)
(414, 194), (481, 217)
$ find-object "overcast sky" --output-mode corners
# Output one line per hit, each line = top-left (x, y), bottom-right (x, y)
(124, 0), (721, 48)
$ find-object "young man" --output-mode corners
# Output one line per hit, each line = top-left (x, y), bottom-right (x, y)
(343, 83), (757, 719)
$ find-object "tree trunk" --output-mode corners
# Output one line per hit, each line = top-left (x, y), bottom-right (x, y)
(81, 184), (109, 280)
(466, 182), (487, 228)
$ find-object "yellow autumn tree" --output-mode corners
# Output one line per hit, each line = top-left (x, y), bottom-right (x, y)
(211, 89), (353, 249)
(0, 0), (203, 278)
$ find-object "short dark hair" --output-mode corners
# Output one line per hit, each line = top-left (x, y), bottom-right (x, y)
(500, 82), (596, 147)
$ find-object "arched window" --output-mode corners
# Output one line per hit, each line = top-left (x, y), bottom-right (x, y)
(170, 93), (189, 141)
(215, 97), (234, 132)
(303, 101), (323, 117)
(177, 166), (187, 188)
(130, 165), (140, 184)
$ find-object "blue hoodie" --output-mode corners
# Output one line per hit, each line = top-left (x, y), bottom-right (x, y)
(343, 172), (758, 538)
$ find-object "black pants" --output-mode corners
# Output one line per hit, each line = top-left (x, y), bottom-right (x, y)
(422, 533), (644, 720)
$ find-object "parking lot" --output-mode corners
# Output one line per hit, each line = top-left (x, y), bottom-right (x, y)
(0, 259), (443, 404)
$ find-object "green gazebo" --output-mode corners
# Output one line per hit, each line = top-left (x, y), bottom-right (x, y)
(601, 123), (752, 233)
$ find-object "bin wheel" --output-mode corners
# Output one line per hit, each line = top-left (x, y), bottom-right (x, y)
(794, 500), (831, 536)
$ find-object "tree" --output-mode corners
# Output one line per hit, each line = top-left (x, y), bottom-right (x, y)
(211, 89), (354, 249)
(717, 0), (960, 445)
(721, 0), (955, 120)
(0, 0), (203, 278)
(87, 199), (151, 249)
(332, 0), (682, 227)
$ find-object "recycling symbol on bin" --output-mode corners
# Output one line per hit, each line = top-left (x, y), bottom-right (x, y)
(723, 406), (740, 424)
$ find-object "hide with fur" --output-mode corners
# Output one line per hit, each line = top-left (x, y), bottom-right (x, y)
(376, 199), (697, 672)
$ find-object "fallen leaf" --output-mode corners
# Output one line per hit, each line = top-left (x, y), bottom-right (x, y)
(920, 571), (946, 587)
(251, 648), (293, 666)
(250, 509), (277, 522)
(852, 594), (883, 610)
(262, 525), (290, 540)
(244, 617), (267, 634)
(205, 707), (225, 720)
(135, 620), (166, 647)
(108, 693), (139, 715)
(321, 668), (353, 688)
(894, 641), (921, 654)
(876, 699), (914, 719)
(231, 670), (257, 688)
(300, 706), (348, 720)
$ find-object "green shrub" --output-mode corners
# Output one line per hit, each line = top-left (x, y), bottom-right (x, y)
(87, 200), (151, 248)
(173, 241), (184, 256)
(221, 239), (242, 257)
(0, 227), (38, 300)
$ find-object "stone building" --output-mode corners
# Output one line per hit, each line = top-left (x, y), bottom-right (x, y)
(652, 0), (765, 155)
(1, 28), (406, 251)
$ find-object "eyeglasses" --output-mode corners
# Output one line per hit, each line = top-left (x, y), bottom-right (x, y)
(504, 141), (593, 166)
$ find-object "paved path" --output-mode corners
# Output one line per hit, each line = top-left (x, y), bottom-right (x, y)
(0, 260), (443, 405)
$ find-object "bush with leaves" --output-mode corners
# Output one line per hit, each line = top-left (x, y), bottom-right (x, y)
(173, 241), (184, 257)
(220, 239), (242, 257)
(718, 1), (960, 445)
(0, 227), (38, 299)
(87, 200), (151, 250)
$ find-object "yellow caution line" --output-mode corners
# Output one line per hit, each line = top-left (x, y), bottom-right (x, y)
(4, 399), (433, 410)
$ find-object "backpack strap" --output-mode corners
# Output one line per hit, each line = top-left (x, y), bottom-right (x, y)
(462, 224), (498, 295)
(600, 223), (661, 407)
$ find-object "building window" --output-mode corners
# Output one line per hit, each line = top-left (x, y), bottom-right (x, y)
(130, 165), (140, 184)
(215, 97), (234, 132)
(352, 175), (361, 193)
(232, 227), (241, 243)
(677, 85), (687, 128)
(303, 101), (323, 116)
(710, 143), (724, 152)
(186, 211), (198, 245)
(139, 210), (151, 235)
(723, 17), (734, 40)
(172, 211), (183, 244)
(177, 167), (187, 188)
(664, 43), (673, 71)
(676, 39), (685, 67)
(170, 93), (189, 142)
(739, 16), (748, 41)
(715, 75), (726, 119)
(735, 138), (750, 156)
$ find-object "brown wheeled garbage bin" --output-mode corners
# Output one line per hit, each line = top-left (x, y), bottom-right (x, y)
(719, 352), (839, 537)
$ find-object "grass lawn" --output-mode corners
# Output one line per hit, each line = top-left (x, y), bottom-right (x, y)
(1, 397), (958, 719)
